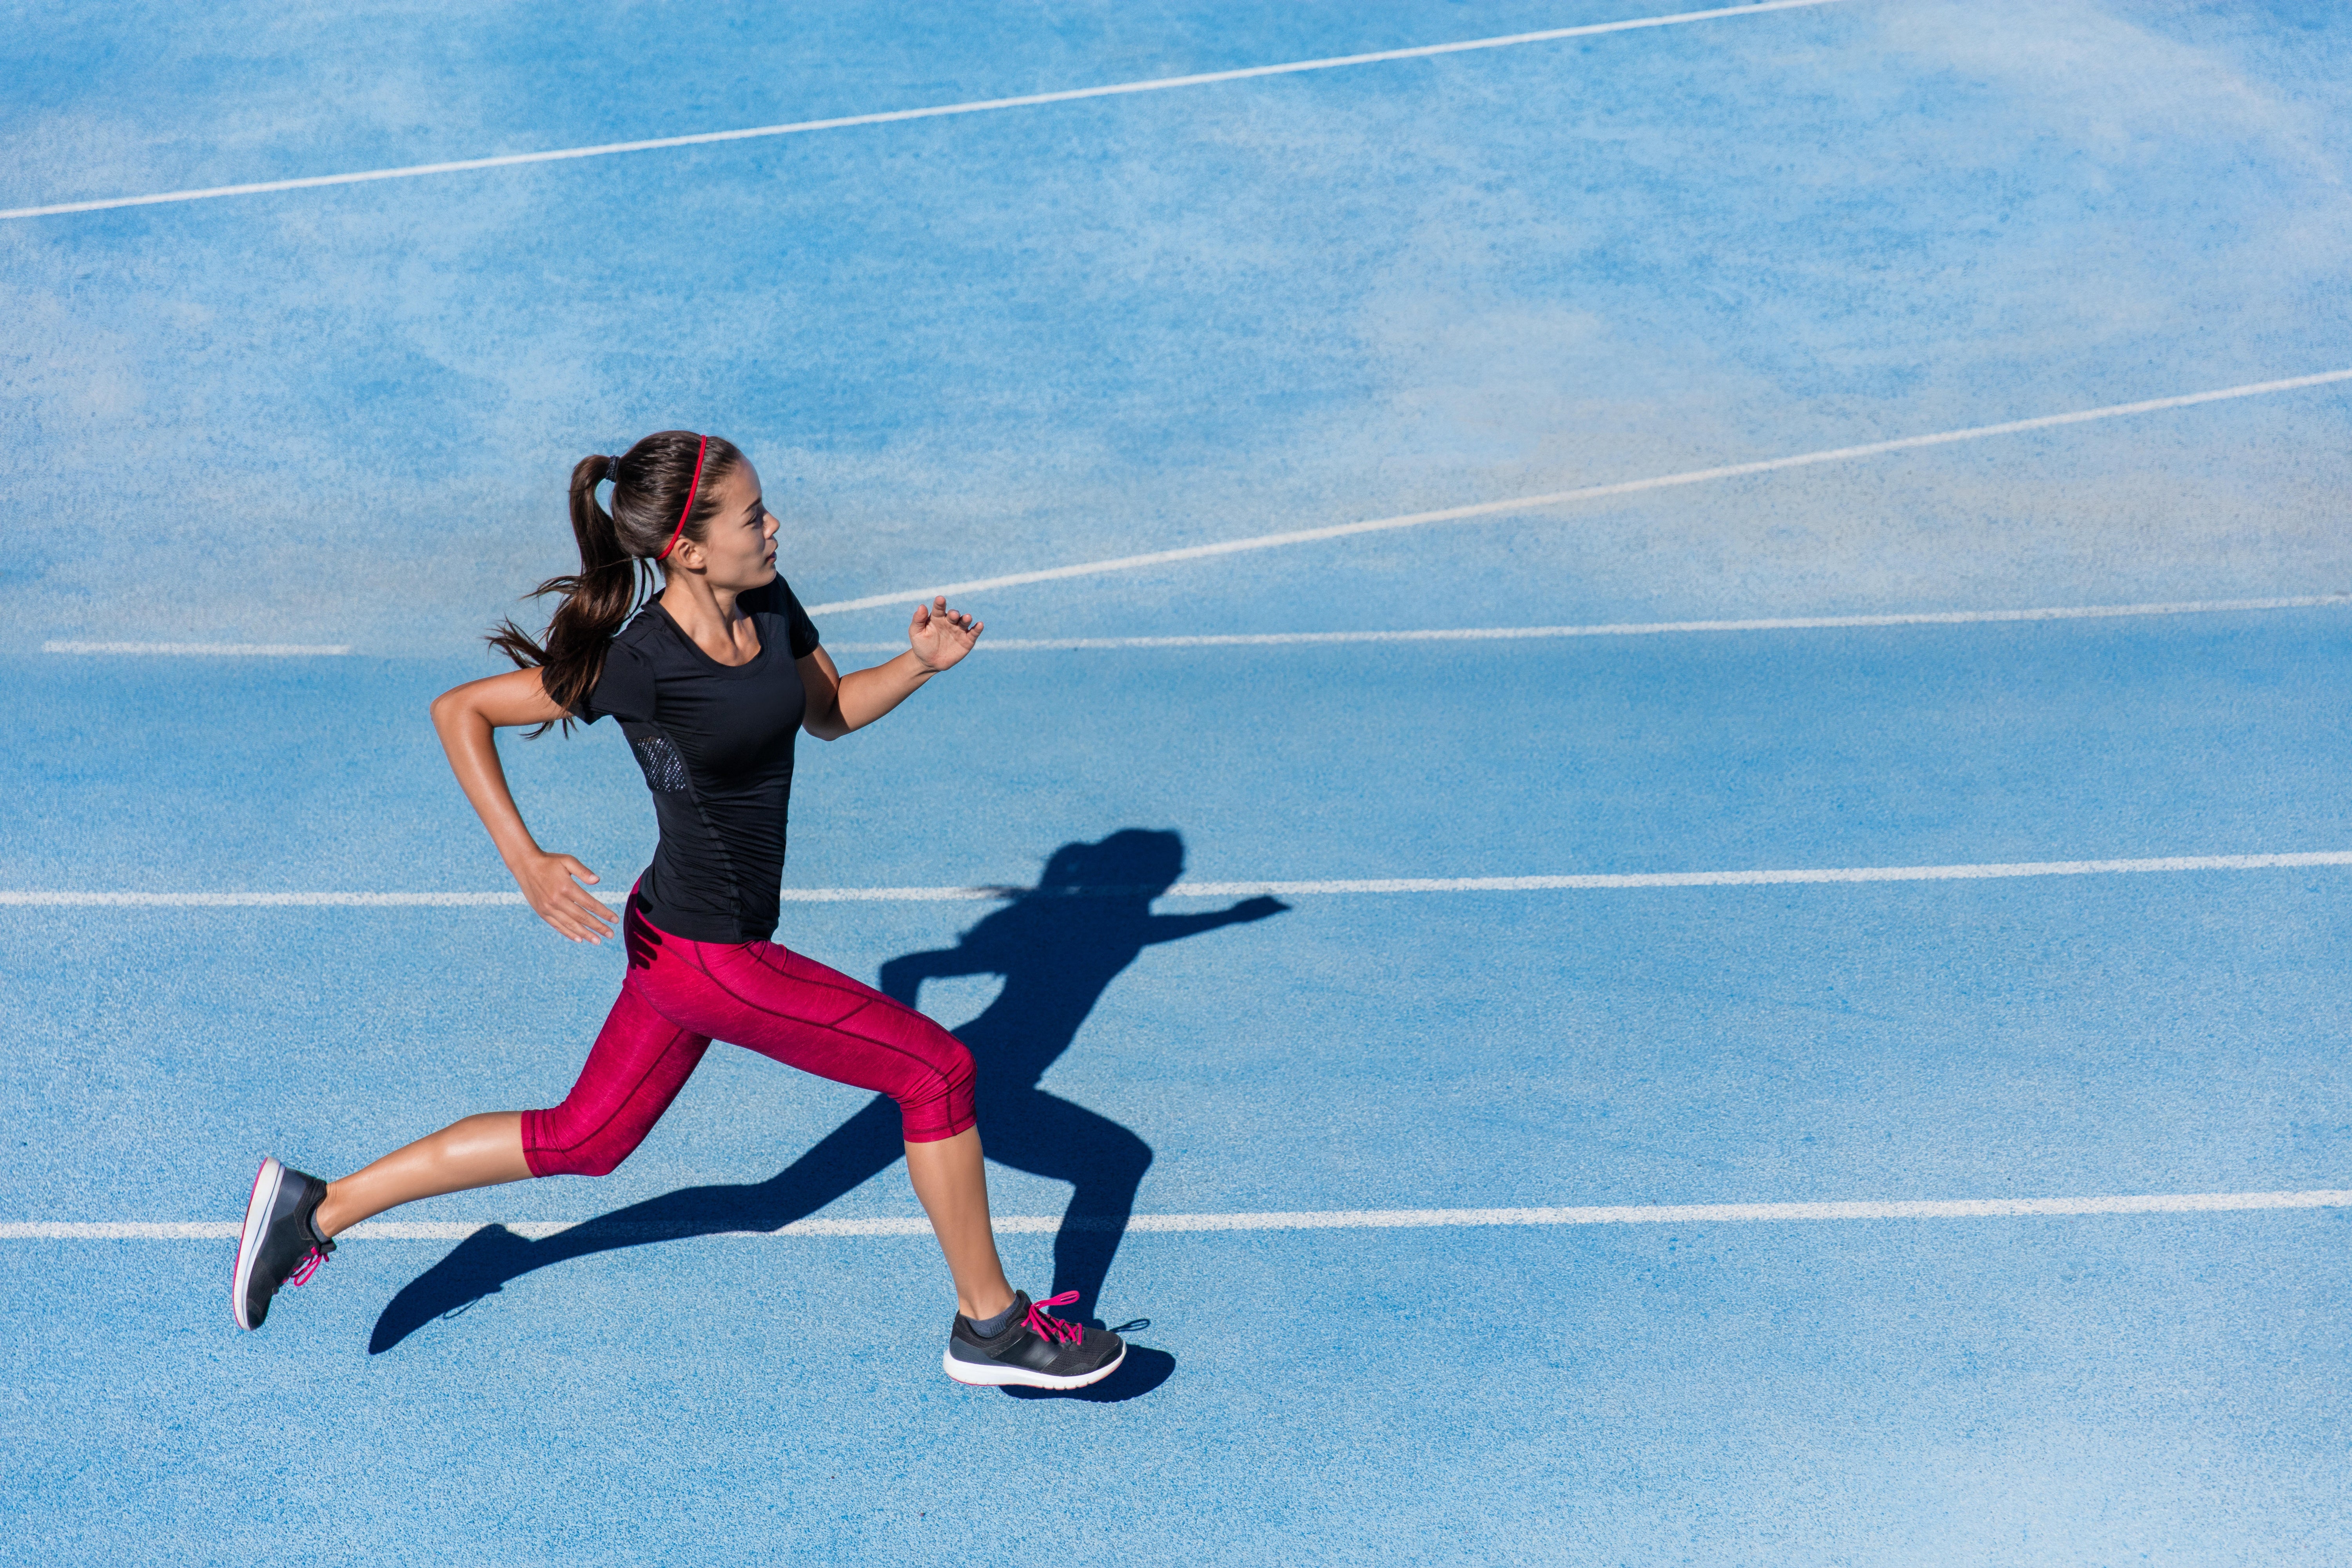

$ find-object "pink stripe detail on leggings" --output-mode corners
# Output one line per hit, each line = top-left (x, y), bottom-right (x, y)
(521, 900), (978, 1179)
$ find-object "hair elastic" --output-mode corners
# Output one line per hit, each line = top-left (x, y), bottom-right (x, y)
(655, 435), (709, 562)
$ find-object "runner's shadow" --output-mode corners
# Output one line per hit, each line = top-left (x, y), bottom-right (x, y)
(370, 829), (1283, 1372)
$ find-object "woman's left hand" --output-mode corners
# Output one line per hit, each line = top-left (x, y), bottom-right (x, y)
(909, 596), (984, 673)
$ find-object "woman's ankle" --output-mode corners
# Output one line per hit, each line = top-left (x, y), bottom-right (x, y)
(311, 1182), (361, 1240)
(959, 1285), (1016, 1322)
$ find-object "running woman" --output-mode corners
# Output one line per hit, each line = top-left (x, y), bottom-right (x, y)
(231, 430), (1125, 1390)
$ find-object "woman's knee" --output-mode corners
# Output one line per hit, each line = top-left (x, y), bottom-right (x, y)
(521, 995), (709, 1179)
(895, 1031), (977, 1142)
(520, 1104), (646, 1179)
(524, 1140), (633, 1179)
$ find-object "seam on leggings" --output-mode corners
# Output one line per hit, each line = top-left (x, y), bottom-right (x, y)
(735, 946), (969, 1083)
(691, 944), (946, 1068)
(534, 1009), (707, 1161)
(695, 940), (903, 1027)
(684, 943), (962, 1109)
(739, 941), (892, 1009)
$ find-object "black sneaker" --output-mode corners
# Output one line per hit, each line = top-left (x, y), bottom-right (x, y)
(944, 1290), (1125, 1390)
(232, 1156), (335, 1331)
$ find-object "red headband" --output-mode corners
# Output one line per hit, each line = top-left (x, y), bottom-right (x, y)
(655, 435), (710, 562)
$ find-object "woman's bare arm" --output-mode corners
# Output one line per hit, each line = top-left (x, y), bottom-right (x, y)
(800, 595), (983, 741)
(428, 668), (618, 944)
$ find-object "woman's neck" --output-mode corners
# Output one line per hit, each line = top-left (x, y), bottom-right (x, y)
(657, 574), (760, 666)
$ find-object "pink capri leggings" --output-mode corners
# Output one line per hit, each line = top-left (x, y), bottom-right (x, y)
(521, 897), (978, 1178)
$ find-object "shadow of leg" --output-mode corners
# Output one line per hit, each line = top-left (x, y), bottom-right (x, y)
(369, 1094), (907, 1353)
(980, 1087), (1152, 1318)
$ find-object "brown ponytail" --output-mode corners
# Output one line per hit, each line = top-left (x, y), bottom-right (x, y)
(488, 430), (742, 733)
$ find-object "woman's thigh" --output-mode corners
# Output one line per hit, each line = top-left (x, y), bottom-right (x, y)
(521, 982), (714, 1178)
(660, 940), (977, 1142)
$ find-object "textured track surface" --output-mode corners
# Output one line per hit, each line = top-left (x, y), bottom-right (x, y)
(5, 2), (2352, 1562)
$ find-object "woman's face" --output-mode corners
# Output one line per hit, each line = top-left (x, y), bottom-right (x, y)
(675, 460), (779, 591)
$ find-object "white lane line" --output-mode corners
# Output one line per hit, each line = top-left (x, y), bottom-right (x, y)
(42, 593), (2345, 663)
(820, 593), (2352, 652)
(806, 369), (2352, 615)
(42, 641), (353, 656)
(5, 851), (2350, 909)
(10, 1187), (2347, 1242)
(1134, 852), (2352, 896)
(0, 0), (1852, 222)
(0, 892), (544, 907)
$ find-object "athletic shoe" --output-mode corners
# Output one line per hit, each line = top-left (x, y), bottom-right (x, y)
(944, 1290), (1126, 1389)
(232, 1156), (335, 1332)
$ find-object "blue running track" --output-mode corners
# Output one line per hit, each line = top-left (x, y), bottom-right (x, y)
(5, 2), (2352, 1561)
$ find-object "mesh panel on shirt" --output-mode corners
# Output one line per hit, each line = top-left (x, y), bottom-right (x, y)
(629, 734), (691, 794)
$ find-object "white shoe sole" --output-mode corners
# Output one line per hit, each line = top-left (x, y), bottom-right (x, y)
(231, 1156), (286, 1332)
(943, 1342), (1127, 1390)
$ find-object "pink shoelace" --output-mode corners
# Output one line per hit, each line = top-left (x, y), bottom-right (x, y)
(1023, 1290), (1085, 1346)
(285, 1246), (330, 1288)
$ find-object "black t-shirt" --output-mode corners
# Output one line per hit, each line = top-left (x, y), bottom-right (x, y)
(573, 578), (824, 943)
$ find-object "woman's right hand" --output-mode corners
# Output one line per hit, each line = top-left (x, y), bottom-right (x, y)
(512, 851), (618, 944)
(430, 671), (616, 945)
